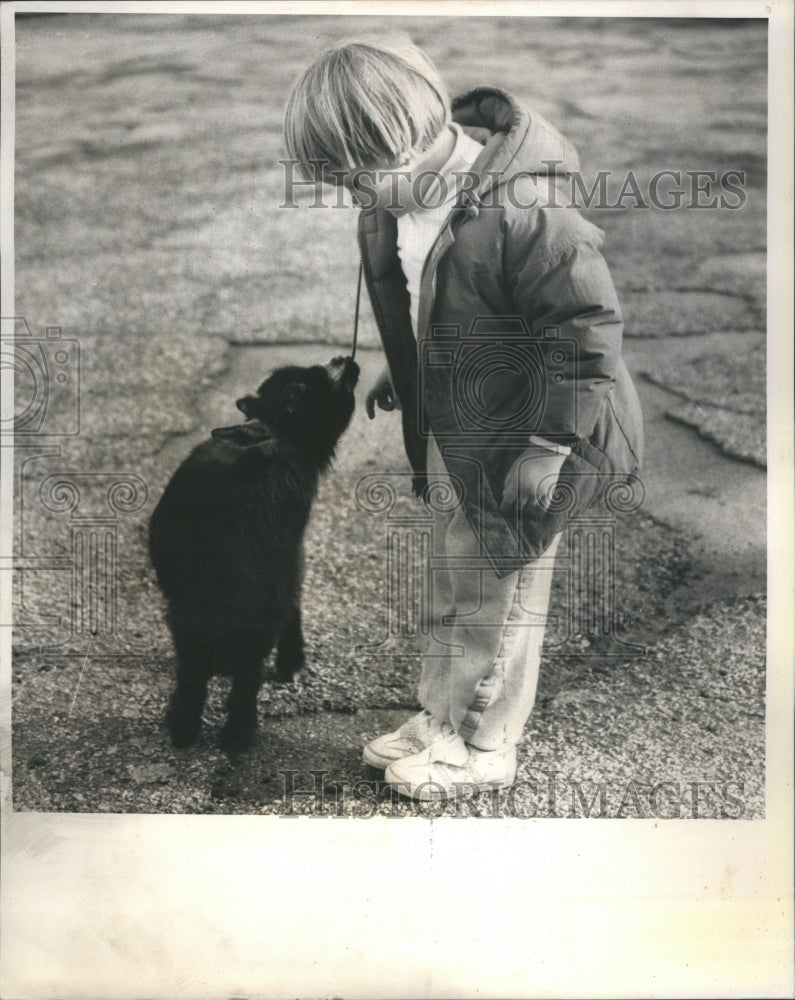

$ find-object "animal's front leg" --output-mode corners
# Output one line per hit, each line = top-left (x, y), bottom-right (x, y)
(275, 603), (305, 682)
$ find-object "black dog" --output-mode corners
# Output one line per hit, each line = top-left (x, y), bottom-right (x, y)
(149, 356), (359, 752)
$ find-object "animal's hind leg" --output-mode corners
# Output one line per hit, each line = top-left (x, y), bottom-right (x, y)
(166, 622), (213, 748)
(275, 604), (305, 682)
(220, 630), (274, 753)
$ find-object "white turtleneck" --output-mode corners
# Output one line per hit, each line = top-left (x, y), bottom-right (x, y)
(396, 124), (484, 334)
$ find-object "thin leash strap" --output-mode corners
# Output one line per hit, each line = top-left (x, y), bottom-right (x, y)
(351, 261), (363, 360)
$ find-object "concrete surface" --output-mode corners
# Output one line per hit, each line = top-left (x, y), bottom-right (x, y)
(9, 13), (767, 819)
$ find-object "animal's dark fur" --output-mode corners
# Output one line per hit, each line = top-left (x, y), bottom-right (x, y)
(149, 356), (359, 752)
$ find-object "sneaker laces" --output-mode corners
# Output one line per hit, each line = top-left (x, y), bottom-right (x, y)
(425, 725), (468, 763)
(429, 722), (458, 743)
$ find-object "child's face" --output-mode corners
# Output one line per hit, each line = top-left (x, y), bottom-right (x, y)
(327, 128), (455, 215)
(330, 158), (415, 214)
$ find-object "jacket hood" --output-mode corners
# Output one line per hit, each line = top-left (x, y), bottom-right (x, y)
(451, 87), (580, 197)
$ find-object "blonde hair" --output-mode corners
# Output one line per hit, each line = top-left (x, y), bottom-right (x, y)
(284, 34), (450, 177)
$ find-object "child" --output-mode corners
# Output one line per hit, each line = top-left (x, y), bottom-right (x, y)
(284, 34), (643, 800)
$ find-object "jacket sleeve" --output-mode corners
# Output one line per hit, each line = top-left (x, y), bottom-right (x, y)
(502, 198), (624, 442)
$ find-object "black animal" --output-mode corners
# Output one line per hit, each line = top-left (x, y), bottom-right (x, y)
(149, 356), (359, 752)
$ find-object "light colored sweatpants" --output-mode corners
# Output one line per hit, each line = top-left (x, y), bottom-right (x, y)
(418, 435), (561, 751)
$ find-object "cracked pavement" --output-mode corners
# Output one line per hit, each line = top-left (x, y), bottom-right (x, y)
(9, 13), (767, 819)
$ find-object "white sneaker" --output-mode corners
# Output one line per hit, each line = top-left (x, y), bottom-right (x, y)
(362, 710), (450, 769)
(384, 735), (518, 801)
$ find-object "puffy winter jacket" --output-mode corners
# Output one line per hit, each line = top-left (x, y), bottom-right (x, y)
(358, 88), (644, 575)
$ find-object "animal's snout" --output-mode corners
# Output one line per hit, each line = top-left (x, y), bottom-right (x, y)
(328, 356), (360, 389)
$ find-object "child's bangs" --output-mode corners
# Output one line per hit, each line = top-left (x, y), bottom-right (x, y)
(284, 37), (450, 177)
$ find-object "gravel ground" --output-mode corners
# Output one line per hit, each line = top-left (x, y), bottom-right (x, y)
(9, 14), (767, 820)
(10, 494), (764, 818)
(10, 347), (763, 819)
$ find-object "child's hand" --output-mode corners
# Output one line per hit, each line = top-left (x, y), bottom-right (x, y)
(501, 445), (567, 514)
(366, 367), (401, 419)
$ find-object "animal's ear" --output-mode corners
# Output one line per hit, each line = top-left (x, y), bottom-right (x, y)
(284, 382), (307, 413)
(236, 395), (258, 417)
(211, 423), (274, 450)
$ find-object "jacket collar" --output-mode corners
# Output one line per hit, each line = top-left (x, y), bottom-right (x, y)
(451, 87), (580, 209)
